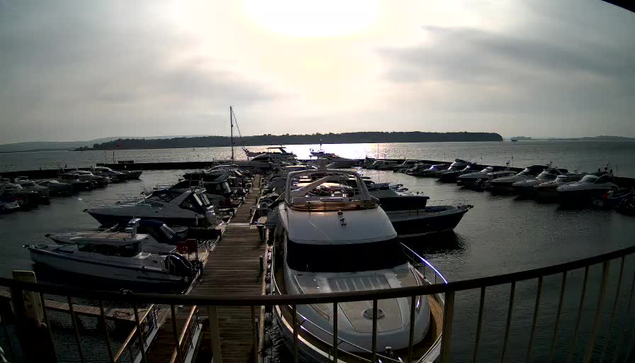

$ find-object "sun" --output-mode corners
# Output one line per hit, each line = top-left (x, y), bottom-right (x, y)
(243, 0), (379, 37)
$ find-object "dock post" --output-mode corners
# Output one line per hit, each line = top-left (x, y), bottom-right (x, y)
(208, 306), (223, 363)
(10, 270), (57, 363)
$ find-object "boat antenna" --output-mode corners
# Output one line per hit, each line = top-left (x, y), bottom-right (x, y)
(230, 106), (234, 162)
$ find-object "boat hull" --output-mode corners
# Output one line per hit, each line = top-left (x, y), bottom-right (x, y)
(28, 247), (188, 285)
(87, 211), (207, 228)
(386, 206), (471, 239)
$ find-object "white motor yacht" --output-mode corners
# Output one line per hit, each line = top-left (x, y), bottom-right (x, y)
(86, 189), (216, 228)
(411, 163), (450, 177)
(511, 167), (567, 195)
(457, 166), (508, 187)
(46, 218), (184, 254)
(534, 174), (584, 201)
(557, 173), (619, 205)
(25, 236), (196, 285)
(486, 165), (547, 193)
(271, 168), (445, 362)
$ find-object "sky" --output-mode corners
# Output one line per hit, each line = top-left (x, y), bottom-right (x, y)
(0, 0), (634, 144)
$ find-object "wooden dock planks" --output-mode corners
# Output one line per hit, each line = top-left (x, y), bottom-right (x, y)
(147, 176), (266, 363)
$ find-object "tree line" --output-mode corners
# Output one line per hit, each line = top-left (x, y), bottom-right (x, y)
(77, 131), (503, 150)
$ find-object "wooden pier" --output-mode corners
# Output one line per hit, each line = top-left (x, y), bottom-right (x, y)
(146, 176), (266, 363)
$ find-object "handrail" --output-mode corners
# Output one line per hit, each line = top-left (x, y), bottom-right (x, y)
(169, 305), (199, 363)
(3, 245), (635, 306)
(113, 304), (156, 362)
(401, 243), (449, 284)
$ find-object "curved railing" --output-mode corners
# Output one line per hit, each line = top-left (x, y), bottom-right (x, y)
(1, 244), (634, 362)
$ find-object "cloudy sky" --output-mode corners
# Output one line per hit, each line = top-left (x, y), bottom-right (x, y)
(0, 0), (634, 143)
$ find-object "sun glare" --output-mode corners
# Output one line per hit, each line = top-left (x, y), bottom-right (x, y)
(244, 0), (379, 37)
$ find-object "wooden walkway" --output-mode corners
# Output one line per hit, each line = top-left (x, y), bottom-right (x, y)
(147, 177), (266, 363)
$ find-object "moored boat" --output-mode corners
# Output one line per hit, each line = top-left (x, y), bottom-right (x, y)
(270, 168), (446, 362)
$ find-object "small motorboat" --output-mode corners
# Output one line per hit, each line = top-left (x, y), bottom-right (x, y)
(119, 170), (143, 180)
(0, 183), (40, 209)
(85, 189), (217, 228)
(379, 196), (472, 238)
(46, 218), (186, 254)
(486, 165), (547, 194)
(557, 173), (619, 205)
(25, 237), (197, 286)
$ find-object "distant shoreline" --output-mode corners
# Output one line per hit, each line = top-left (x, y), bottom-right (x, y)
(77, 131), (503, 151)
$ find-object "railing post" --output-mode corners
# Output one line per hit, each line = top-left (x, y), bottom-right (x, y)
(251, 306), (258, 362)
(568, 266), (589, 363)
(472, 287), (486, 363)
(292, 304), (299, 363)
(441, 291), (455, 363)
(371, 299), (378, 363)
(501, 281), (516, 363)
(526, 277), (543, 363)
(132, 303), (147, 363)
(98, 300), (114, 363)
(600, 257), (625, 362)
(549, 272), (568, 362)
(170, 305), (183, 363)
(584, 261), (609, 363)
(332, 302), (338, 362)
(208, 306), (223, 363)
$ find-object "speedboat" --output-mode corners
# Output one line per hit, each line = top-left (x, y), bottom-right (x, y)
(58, 173), (93, 191)
(119, 170), (143, 180)
(85, 189), (216, 228)
(379, 196), (472, 239)
(405, 163), (431, 176)
(511, 168), (567, 196)
(270, 168), (445, 362)
(92, 166), (126, 183)
(438, 163), (482, 183)
(557, 173), (619, 205)
(37, 180), (73, 196)
(46, 218), (185, 254)
(72, 170), (110, 188)
(457, 166), (508, 187)
(393, 160), (419, 173)
(0, 183), (40, 209)
(486, 165), (547, 194)
(0, 199), (20, 213)
(411, 163), (450, 177)
(533, 174), (584, 201)
(25, 235), (196, 286)
(14, 178), (50, 204)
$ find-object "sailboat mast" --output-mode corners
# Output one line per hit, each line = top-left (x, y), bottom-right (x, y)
(230, 106), (234, 162)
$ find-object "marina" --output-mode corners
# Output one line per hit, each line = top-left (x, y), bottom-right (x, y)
(0, 145), (634, 362)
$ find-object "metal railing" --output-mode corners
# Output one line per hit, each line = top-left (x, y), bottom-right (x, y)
(0, 245), (634, 362)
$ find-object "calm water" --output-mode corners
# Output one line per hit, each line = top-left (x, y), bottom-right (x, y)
(1, 142), (635, 361)
(1, 140), (635, 177)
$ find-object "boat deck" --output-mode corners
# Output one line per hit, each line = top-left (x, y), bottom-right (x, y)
(146, 176), (266, 363)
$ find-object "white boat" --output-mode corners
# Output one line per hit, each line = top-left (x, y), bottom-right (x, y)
(410, 163), (450, 177)
(557, 173), (619, 205)
(270, 168), (445, 362)
(533, 174), (584, 201)
(46, 218), (183, 254)
(486, 165), (547, 193)
(25, 235), (197, 286)
(392, 160), (419, 173)
(85, 189), (216, 228)
(511, 167), (568, 195)
(92, 166), (126, 182)
(457, 166), (509, 187)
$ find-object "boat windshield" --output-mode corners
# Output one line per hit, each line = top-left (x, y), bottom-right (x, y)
(581, 175), (599, 183)
(536, 171), (558, 181)
(286, 238), (407, 272)
(146, 190), (182, 204)
(77, 242), (141, 257)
